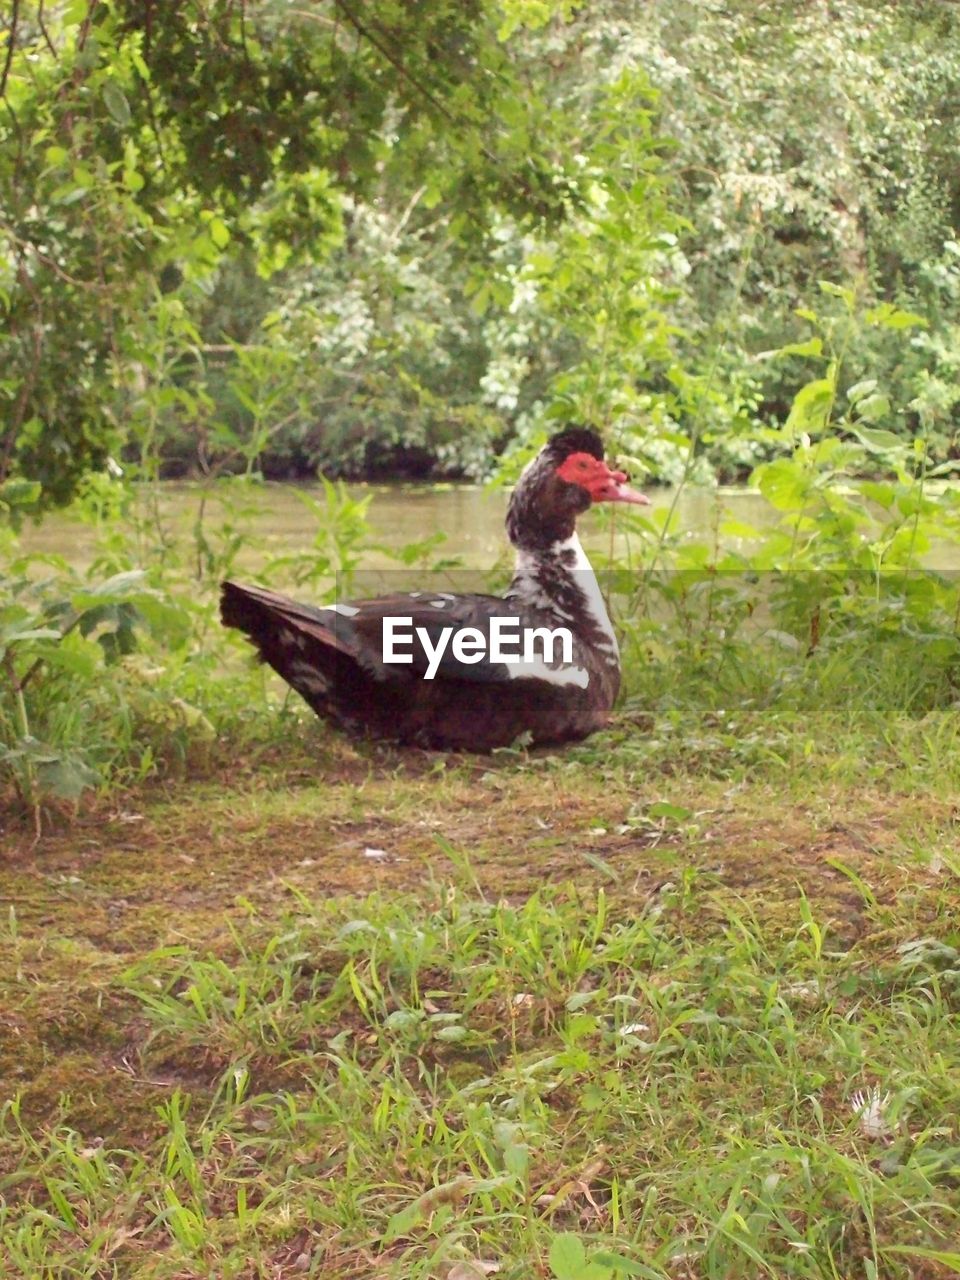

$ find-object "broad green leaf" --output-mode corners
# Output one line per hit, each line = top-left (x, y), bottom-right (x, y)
(384, 1008), (423, 1031)
(434, 1024), (468, 1041)
(37, 755), (101, 801)
(1, 625), (62, 646)
(775, 337), (823, 359)
(62, 0), (89, 23)
(549, 1234), (587, 1279)
(102, 81), (132, 127)
(646, 802), (692, 821)
(753, 459), (813, 512)
(0, 477), (42, 508)
(785, 377), (835, 435)
(210, 218), (231, 249)
(565, 990), (596, 1011)
(847, 378), (877, 403)
(852, 427), (903, 454)
(73, 571), (146, 602)
(925, 459), (960, 478)
(864, 303), (927, 330)
(859, 481), (896, 509)
(854, 392), (891, 423)
(504, 1142), (529, 1178)
(37, 637), (101, 678)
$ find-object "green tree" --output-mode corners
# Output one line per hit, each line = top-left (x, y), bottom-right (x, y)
(0, 0), (585, 510)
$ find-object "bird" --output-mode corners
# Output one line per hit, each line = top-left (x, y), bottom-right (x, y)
(220, 427), (649, 750)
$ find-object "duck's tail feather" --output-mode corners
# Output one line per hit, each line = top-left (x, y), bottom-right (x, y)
(220, 580), (360, 714)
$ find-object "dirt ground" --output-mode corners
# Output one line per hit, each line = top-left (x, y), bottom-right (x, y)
(1, 733), (955, 1153)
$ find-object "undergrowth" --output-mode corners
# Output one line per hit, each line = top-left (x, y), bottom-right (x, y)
(2, 859), (959, 1278)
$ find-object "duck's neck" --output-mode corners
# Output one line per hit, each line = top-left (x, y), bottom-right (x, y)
(506, 531), (618, 657)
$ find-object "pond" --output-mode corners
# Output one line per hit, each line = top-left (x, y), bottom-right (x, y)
(21, 481), (778, 571)
(19, 479), (960, 573)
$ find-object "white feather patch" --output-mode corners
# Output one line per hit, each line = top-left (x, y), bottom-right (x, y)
(512, 533), (618, 655)
(504, 657), (589, 688)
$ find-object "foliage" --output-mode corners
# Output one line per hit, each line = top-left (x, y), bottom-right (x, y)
(3, 824), (960, 1275)
(0, 0), (584, 509)
(6, 2), (959, 495)
(3, 0), (960, 816)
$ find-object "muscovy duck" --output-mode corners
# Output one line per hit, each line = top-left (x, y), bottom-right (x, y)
(220, 427), (648, 750)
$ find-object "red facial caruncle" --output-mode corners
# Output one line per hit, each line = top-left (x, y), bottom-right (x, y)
(555, 451), (650, 506)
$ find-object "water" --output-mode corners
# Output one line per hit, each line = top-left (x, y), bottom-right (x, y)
(21, 480), (960, 573)
(20, 481), (778, 571)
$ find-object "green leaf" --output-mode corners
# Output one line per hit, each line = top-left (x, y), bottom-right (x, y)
(851, 427), (903, 454)
(211, 218), (231, 249)
(859, 481), (895, 509)
(504, 1142), (529, 1178)
(384, 1008), (423, 1032)
(38, 637), (100, 678)
(817, 280), (855, 306)
(550, 1234), (587, 1280)
(37, 755), (101, 801)
(102, 81), (132, 127)
(720, 519), (762, 539)
(0, 478), (42, 508)
(847, 378), (877, 403)
(785, 378), (835, 435)
(884, 1247), (960, 1270)
(71, 572), (146, 608)
(864, 303), (927, 330)
(753, 459), (812, 512)
(565, 991), (596, 1012)
(434, 1024), (468, 1042)
(646, 802), (693, 822)
(854, 392), (891, 423)
(0, 626), (62, 646)
(775, 337), (823, 359)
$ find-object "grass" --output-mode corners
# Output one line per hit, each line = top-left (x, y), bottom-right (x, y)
(3, 642), (960, 1279)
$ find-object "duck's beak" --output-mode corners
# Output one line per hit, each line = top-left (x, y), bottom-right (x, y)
(594, 465), (651, 506)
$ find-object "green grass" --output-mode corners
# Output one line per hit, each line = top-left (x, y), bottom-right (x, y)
(3, 676), (960, 1278)
(3, 870), (960, 1278)
(4, 596), (960, 1277)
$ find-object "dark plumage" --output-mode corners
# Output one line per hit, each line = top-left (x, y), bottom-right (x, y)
(221, 428), (649, 750)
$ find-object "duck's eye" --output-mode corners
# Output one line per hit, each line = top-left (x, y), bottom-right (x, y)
(577, 459), (590, 470)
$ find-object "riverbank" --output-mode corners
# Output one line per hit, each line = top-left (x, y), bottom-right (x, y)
(3, 686), (960, 1278)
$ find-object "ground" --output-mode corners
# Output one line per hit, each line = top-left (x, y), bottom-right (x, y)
(2, 719), (960, 1279)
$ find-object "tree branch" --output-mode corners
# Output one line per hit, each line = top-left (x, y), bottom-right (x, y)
(0, 0), (19, 101)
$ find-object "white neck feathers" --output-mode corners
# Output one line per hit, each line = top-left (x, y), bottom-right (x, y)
(509, 533), (618, 656)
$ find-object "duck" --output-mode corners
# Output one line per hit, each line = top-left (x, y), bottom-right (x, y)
(220, 427), (649, 750)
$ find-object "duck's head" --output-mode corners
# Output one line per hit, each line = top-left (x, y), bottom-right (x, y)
(506, 427), (649, 549)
